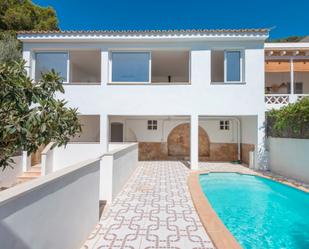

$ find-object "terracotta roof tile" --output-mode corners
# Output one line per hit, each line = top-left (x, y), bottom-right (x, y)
(17, 28), (269, 35)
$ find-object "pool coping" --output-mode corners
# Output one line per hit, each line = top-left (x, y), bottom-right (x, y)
(188, 169), (309, 249)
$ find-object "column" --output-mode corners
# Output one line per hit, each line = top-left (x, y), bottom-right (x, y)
(290, 58), (297, 103)
(100, 114), (109, 153)
(190, 115), (199, 170)
(256, 113), (268, 170)
(99, 114), (112, 201)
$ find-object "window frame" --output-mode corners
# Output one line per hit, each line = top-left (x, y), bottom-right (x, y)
(224, 50), (243, 83)
(109, 51), (152, 84)
(147, 120), (158, 130)
(219, 120), (230, 131)
(211, 49), (244, 84)
(33, 51), (70, 83)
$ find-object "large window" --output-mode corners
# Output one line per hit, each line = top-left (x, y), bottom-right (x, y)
(35, 52), (68, 82)
(211, 50), (243, 83)
(111, 52), (150, 82)
(34, 51), (101, 84)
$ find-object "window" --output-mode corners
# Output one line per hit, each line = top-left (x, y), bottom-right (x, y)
(220, 120), (230, 130)
(35, 52), (68, 82)
(226, 51), (241, 82)
(295, 82), (303, 94)
(211, 50), (243, 83)
(111, 52), (150, 82)
(147, 120), (157, 130)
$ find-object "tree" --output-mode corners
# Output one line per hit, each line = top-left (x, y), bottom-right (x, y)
(0, 32), (21, 64)
(0, 0), (59, 64)
(267, 36), (305, 43)
(0, 60), (82, 169)
(0, 0), (59, 31)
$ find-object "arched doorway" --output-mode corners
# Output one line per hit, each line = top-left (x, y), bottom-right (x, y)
(110, 122), (124, 142)
(167, 123), (210, 159)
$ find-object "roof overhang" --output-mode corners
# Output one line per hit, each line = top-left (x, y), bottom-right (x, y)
(17, 29), (269, 43)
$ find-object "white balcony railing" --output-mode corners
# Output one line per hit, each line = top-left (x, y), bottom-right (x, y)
(265, 94), (309, 108)
(265, 94), (290, 105)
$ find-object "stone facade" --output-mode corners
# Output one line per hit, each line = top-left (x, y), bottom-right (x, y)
(139, 142), (239, 162)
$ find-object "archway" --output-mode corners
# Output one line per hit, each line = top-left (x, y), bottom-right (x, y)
(167, 123), (210, 159)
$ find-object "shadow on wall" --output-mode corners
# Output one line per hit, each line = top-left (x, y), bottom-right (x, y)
(0, 223), (32, 249)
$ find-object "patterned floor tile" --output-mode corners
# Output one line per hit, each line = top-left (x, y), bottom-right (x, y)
(83, 161), (215, 249)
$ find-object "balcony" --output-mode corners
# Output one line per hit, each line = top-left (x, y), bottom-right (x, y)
(265, 58), (309, 109)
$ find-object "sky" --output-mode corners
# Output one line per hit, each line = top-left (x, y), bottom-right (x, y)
(33, 0), (309, 39)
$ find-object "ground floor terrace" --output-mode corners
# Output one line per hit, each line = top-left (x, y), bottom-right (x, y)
(82, 161), (258, 249)
(73, 115), (263, 170)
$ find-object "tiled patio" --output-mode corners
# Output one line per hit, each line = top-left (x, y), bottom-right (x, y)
(82, 161), (215, 249)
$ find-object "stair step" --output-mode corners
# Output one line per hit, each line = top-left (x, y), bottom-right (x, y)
(29, 166), (41, 173)
(18, 172), (41, 179)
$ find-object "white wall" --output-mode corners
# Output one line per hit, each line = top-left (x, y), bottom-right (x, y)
(0, 156), (23, 188)
(52, 143), (104, 171)
(22, 40), (265, 117)
(109, 116), (237, 144)
(269, 137), (309, 184)
(240, 116), (257, 144)
(0, 158), (100, 249)
(100, 143), (138, 202)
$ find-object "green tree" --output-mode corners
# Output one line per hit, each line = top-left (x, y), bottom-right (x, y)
(0, 0), (59, 31)
(0, 60), (81, 169)
(0, 0), (59, 64)
(0, 32), (21, 64)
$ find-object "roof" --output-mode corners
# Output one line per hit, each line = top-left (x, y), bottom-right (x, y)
(17, 28), (269, 42)
(17, 28), (269, 35)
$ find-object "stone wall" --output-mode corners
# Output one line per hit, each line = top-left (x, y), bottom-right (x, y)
(139, 142), (239, 162)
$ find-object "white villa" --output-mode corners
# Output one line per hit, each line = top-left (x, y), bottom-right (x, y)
(18, 29), (270, 172)
(0, 29), (308, 249)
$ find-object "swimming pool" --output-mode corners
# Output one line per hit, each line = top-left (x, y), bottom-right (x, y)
(199, 173), (309, 249)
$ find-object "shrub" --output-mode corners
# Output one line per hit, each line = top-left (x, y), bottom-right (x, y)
(267, 97), (309, 139)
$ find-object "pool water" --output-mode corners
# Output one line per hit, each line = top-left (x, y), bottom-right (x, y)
(199, 173), (309, 249)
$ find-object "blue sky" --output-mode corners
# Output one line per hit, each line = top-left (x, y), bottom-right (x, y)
(33, 0), (309, 39)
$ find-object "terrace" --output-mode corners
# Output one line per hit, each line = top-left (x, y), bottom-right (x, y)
(265, 43), (309, 109)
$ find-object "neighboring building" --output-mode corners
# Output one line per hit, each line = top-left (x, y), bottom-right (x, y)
(264, 42), (309, 109)
(300, 36), (309, 42)
(18, 29), (270, 170)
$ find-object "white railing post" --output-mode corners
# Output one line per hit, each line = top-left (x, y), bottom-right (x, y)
(41, 142), (55, 176)
(22, 151), (31, 172)
(289, 94), (298, 103)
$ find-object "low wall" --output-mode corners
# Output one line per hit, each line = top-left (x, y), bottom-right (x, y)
(101, 143), (138, 202)
(0, 158), (100, 249)
(269, 137), (309, 184)
(52, 143), (104, 171)
(0, 156), (23, 189)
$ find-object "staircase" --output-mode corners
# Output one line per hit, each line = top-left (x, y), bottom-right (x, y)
(17, 164), (41, 183)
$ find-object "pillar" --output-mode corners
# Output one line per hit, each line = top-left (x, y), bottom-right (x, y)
(190, 115), (199, 170)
